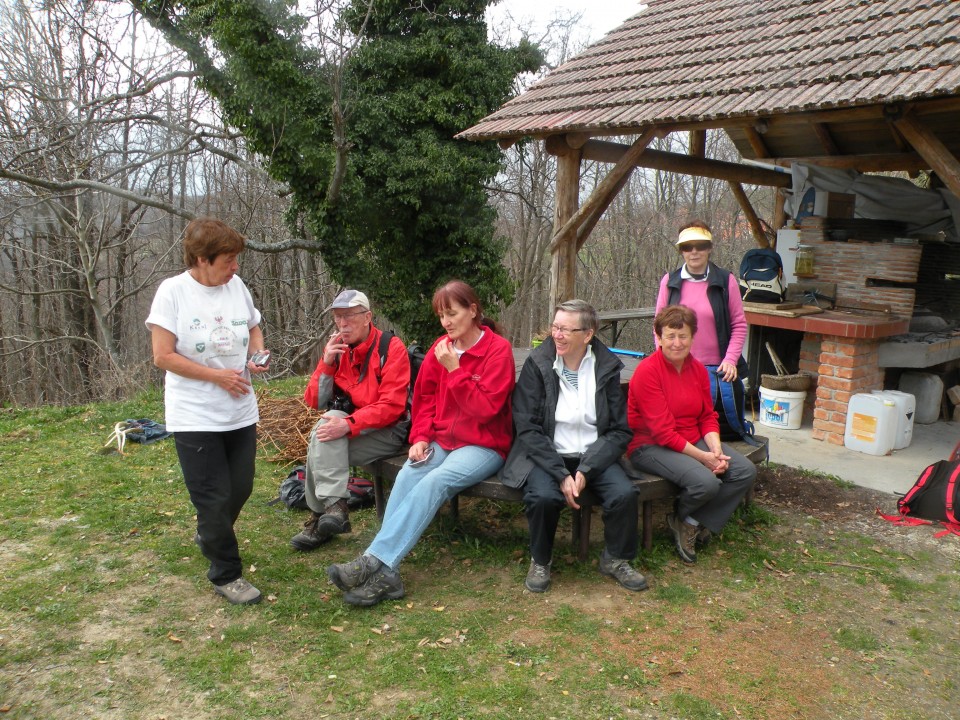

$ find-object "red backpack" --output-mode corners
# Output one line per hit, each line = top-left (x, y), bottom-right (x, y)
(878, 459), (960, 538)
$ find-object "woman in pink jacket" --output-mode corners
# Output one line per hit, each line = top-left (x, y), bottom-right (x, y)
(326, 280), (515, 606)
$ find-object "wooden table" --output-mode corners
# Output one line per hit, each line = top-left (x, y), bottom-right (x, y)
(597, 307), (655, 347)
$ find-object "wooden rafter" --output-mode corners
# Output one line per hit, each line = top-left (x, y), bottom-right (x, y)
(689, 129), (706, 158)
(742, 126), (770, 158)
(892, 112), (960, 200)
(812, 123), (840, 155)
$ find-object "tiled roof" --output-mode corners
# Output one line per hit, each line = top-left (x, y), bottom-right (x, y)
(459, 0), (960, 142)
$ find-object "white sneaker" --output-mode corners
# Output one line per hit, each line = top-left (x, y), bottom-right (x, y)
(214, 577), (262, 605)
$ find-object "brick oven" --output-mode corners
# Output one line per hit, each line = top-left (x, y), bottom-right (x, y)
(744, 219), (930, 445)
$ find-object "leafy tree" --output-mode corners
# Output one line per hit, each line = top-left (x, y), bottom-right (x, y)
(130, 0), (541, 341)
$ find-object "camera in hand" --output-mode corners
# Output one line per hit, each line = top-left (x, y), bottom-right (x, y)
(327, 391), (355, 415)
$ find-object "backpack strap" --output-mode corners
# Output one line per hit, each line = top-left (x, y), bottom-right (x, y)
(705, 365), (763, 448)
(374, 329), (393, 382)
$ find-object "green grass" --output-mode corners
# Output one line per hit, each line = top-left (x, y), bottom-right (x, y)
(0, 388), (956, 719)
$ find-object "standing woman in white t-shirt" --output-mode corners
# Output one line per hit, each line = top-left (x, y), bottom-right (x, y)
(146, 218), (270, 605)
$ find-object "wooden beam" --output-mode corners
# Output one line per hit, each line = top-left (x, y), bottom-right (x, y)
(548, 130), (656, 255)
(575, 171), (633, 252)
(742, 126), (770, 158)
(771, 152), (928, 173)
(773, 188), (787, 235)
(812, 122), (840, 155)
(550, 151), (582, 306)
(689, 129), (706, 158)
(892, 113), (960, 200)
(577, 139), (790, 187)
(728, 182), (770, 248)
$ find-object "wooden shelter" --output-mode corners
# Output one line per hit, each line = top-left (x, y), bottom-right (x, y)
(458, 0), (960, 306)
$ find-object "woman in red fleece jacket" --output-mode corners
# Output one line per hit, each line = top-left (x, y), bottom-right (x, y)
(327, 280), (515, 606)
(627, 305), (755, 565)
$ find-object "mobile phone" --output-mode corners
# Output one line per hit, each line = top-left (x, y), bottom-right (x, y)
(250, 350), (271, 367)
(409, 447), (434, 467)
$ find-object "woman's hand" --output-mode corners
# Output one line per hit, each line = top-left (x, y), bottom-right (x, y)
(434, 337), (460, 372)
(700, 448), (730, 475)
(716, 360), (738, 382)
(214, 368), (253, 398)
(408, 441), (431, 462)
(560, 472), (586, 510)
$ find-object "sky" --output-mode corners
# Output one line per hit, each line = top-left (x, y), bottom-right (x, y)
(486, 0), (645, 43)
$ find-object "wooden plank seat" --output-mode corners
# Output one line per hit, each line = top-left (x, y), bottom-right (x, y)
(362, 435), (768, 562)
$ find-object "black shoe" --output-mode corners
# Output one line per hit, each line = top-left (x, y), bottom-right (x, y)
(314, 498), (351, 538)
(343, 566), (405, 607)
(290, 512), (330, 551)
(326, 554), (382, 591)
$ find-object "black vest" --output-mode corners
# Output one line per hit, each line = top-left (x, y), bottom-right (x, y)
(665, 262), (734, 360)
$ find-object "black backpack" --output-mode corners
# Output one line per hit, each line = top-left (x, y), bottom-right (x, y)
(739, 248), (785, 303)
(878, 459), (960, 538)
(267, 466), (308, 510)
(376, 330), (425, 408)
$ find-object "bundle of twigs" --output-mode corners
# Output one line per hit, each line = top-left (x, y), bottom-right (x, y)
(257, 393), (322, 464)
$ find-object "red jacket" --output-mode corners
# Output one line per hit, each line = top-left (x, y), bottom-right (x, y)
(410, 330), (515, 459)
(303, 325), (410, 438)
(627, 348), (720, 457)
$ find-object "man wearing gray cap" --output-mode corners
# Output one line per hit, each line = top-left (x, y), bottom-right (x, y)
(292, 289), (411, 550)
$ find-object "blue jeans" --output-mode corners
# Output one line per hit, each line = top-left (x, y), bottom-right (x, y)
(366, 443), (504, 570)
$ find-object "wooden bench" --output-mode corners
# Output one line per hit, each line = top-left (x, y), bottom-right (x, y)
(363, 436), (768, 561)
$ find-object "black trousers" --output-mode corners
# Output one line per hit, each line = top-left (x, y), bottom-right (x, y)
(174, 424), (257, 586)
(522, 457), (638, 565)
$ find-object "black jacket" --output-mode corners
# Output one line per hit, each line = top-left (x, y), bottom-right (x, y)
(501, 336), (631, 489)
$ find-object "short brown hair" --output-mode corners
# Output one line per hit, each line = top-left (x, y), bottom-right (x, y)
(555, 299), (598, 333)
(654, 305), (698, 337)
(182, 218), (246, 268)
(679, 219), (712, 236)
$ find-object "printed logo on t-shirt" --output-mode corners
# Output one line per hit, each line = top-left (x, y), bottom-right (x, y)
(195, 342), (206, 353)
(210, 325), (239, 355)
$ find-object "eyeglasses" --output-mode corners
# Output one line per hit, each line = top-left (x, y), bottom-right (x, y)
(550, 324), (585, 337)
(332, 309), (369, 324)
(679, 242), (712, 252)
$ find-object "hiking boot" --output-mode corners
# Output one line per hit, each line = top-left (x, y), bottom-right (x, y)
(599, 551), (649, 592)
(696, 526), (713, 547)
(667, 513), (698, 564)
(326, 554), (382, 592)
(314, 499), (351, 538)
(290, 512), (331, 551)
(343, 566), (405, 607)
(214, 577), (262, 605)
(524, 559), (551, 593)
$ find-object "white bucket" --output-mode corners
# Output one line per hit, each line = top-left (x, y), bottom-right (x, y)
(871, 389), (915, 450)
(844, 393), (897, 456)
(759, 386), (806, 430)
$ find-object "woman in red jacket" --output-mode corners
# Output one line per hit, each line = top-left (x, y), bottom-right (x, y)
(627, 305), (755, 565)
(327, 280), (515, 606)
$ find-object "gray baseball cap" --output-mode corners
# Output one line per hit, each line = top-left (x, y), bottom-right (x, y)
(329, 289), (370, 311)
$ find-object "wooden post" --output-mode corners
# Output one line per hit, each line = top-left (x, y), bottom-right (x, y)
(773, 188), (787, 235)
(728, 181), (770, 248)
(550, 150), (582, 307)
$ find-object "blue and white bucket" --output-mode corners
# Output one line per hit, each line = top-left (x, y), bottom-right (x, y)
(759, 386), (806, 430)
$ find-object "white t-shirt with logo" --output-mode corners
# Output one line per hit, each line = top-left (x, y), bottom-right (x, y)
(146, 271), (262, 432)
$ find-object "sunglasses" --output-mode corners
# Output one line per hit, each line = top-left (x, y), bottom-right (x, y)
(679, 242), (712, 252)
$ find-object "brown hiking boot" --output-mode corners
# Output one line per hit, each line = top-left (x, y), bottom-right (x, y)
(314, 498), (351, 538)
(666, 513), (698, 564)
(290, 511), (329, 551)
